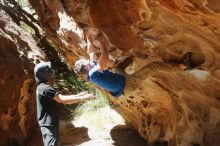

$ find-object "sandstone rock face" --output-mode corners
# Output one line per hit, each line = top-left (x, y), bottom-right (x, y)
(0, 7), (44, 146)
(29, 0), (220, 145)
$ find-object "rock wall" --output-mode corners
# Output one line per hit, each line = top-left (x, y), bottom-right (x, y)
(0, 5), (44, 145)
(28, 0), (220, 146)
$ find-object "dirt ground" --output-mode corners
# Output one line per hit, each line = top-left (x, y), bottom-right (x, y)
(60, 106), (147, 146)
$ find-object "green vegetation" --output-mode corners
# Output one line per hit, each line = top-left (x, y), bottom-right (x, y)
(20, 21), (35, 35)
(73, 86), (110, 120)
(54, 70), (110, 120)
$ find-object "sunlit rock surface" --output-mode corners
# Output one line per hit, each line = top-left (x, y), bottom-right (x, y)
(0, 7), (44, 146)
(29, 0), (220, 145)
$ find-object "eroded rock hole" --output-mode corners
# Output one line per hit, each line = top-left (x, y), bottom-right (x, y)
(181, 52), (205, 70)
(141, 100), (149, 108)
(141, 12), (147, 19)
(154, 140), (168, 146)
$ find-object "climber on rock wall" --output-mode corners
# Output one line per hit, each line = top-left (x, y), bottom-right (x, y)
(34, 62), (95, 146)
(74, 28), (136, 98)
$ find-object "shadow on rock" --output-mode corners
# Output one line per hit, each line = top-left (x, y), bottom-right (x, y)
(110, 125), (148, 146)
(59, 121), (90, 146)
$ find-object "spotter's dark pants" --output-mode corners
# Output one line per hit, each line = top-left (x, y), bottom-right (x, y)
(40, 126), (59, 146)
